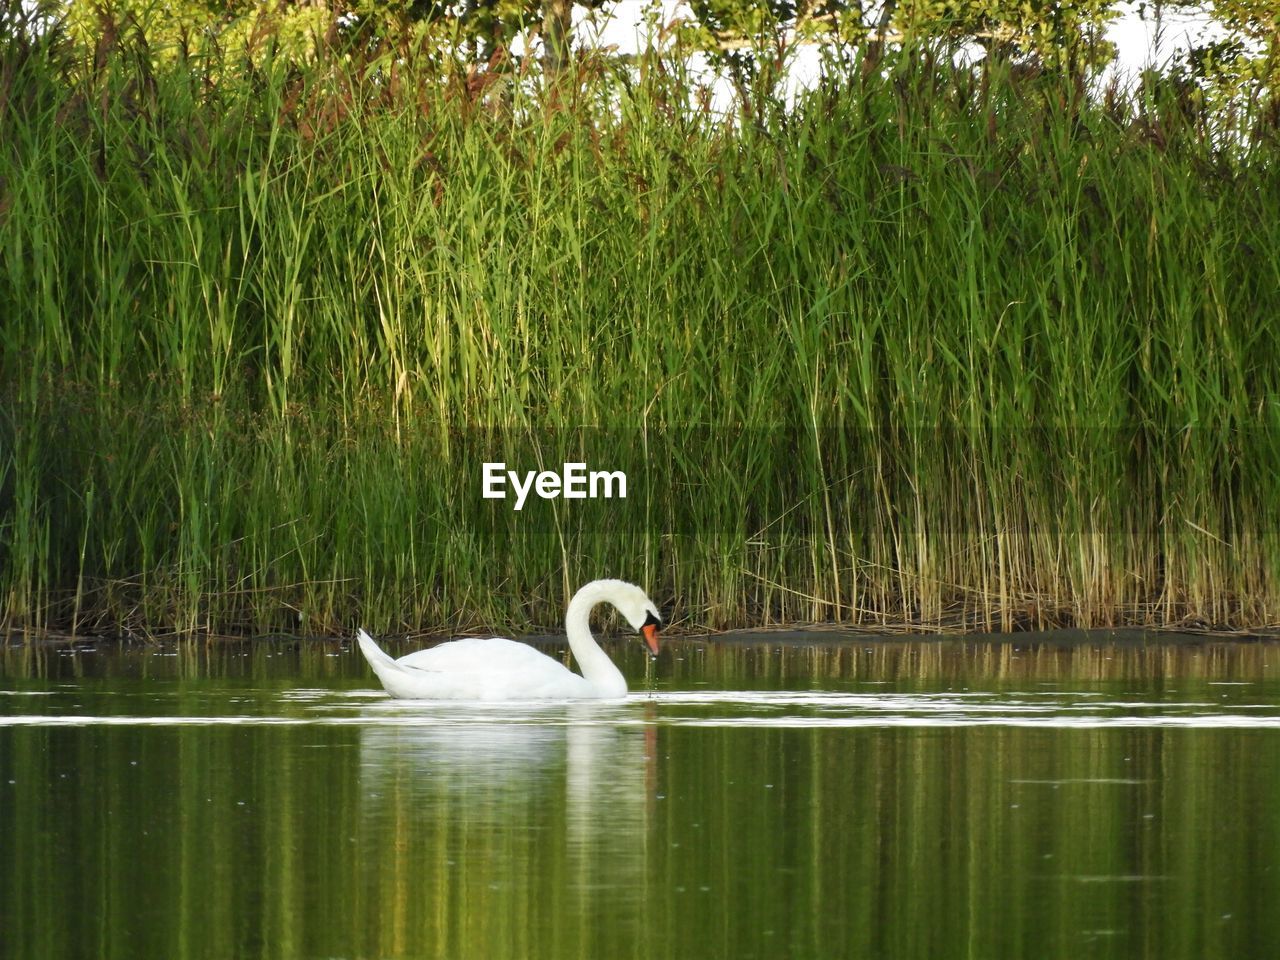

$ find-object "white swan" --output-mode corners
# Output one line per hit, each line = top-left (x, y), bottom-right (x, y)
(356, 579), (662, 700)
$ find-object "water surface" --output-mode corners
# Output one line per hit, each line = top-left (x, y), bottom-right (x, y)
(2, 636), (1278, 959)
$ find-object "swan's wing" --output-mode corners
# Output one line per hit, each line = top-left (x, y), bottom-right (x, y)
(395, 637), (564, 673)
(398, 638), (596, 698)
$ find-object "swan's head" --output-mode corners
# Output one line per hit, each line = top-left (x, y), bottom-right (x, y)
(601, 580), (662, 657)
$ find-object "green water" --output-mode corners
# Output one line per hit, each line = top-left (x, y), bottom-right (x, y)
(2, 638), (1279, 959)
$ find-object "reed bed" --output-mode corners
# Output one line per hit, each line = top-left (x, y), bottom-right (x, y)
(2, 16), (1280, 637)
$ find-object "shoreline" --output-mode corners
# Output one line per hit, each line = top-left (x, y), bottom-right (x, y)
(6, 624), (1280, 650)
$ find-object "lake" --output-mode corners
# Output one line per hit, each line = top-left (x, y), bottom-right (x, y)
(2, 635), (1278, 959)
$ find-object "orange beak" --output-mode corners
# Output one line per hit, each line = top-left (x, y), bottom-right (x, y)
(641, 623), (661, 657)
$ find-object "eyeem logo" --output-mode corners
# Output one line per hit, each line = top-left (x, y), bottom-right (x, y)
(482, 462), (627, 511)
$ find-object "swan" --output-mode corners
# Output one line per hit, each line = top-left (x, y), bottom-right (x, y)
(355, 579), (662, 700)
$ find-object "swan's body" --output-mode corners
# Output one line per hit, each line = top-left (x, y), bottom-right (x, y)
(356, 579), (662, 701)
(356, 635), (600, 700)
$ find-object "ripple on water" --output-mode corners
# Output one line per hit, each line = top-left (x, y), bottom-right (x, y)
(2, 687), (1280, 728)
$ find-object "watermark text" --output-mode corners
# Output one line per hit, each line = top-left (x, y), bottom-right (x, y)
(482, 462), (627, 511)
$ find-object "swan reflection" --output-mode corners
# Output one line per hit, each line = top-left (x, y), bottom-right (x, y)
(358, 703), (656, 891)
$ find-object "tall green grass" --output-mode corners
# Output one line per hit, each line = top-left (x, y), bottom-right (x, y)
(2, 18), (1280, 637)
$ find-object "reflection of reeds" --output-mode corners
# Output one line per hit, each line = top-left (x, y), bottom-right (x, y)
(5, 691), (1276, 958)
(3, 14), (1280, 636)
(3, 636), (1275, 688)
(668, 639), (1280, 687)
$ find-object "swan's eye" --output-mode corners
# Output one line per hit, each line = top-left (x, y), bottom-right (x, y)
(642, 610), (661, 628)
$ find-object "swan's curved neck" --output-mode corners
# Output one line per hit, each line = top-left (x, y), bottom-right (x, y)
(565, 581), (628, 698)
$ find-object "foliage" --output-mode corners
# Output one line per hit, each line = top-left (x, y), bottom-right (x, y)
(1164, 0), (1280, 93)
(2, 17), (1280, 637)
(57, 0), (332, 63)
(894, 0), (1119, 70)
